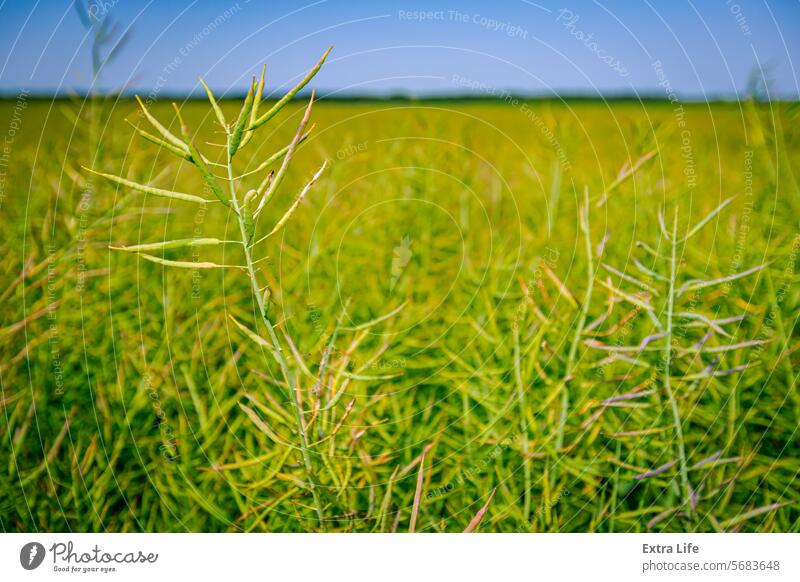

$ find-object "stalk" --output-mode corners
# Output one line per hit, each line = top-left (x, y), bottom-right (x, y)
(556, 193), (595, 450)
(664, 209), (691, 517)
(226, 138), (326, 530)
(513, 323), (531, 522)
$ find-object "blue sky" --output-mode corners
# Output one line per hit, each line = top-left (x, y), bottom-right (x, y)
(1, 0), (798, 99)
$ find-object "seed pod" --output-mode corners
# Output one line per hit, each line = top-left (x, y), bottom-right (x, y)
(199, 77), (227, 129)
(110, 238), (223, 253)
(229, 78), (256, 157)
(240, 64), (265, 150)
(126, 120), (191, 160)
(138, 253), (220, 269)
(172, 103), (230, 207)
(135, 96), (186, 151)
(83, 167), (211, 204)
(243, 189), (257, 241)
(248, 45), (331, 131)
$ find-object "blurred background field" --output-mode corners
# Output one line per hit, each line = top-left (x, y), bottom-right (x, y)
(0, 95), (798, 532)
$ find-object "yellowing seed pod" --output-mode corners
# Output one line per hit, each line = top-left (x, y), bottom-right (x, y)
(242, 189), (258, 241)
(229, 78), (256, 157)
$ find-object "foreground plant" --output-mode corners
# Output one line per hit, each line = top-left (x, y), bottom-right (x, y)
(588, 198), (769, 520)
(84, 47), (335, 528)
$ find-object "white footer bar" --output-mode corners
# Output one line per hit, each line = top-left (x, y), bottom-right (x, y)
(2, 533), (798, 581)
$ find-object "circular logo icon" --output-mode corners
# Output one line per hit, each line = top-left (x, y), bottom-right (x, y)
(20, 542), (46, 570)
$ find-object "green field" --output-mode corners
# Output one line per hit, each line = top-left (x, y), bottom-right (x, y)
(1, 94), (798, 532)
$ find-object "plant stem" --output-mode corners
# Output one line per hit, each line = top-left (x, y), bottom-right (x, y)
(556, 193), (595, 451)
(664, 209), (691, 518)
(226, 142), (326, 530)
(513, 322), (531, 522)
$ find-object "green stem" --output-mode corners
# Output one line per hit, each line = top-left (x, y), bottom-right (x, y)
(556, 195), (595, 451)
(226, 142), (326, 530)
(513, 323), (531, 522)
(664, 210), (691, 518)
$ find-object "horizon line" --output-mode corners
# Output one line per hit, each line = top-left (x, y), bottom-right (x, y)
(0, 88), (793, 104)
